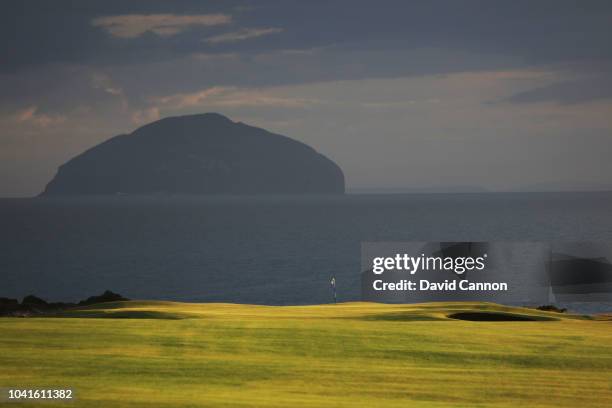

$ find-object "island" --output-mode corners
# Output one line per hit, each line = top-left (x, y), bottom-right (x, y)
(41, 113), (345, 195)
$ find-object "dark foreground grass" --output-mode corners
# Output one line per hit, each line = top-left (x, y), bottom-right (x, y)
(0, 301), (611, 407)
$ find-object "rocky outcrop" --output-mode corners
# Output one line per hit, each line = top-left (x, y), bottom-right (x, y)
(42, 113), (345, 195)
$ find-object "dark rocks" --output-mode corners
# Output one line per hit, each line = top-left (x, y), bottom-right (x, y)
(0, 291), (129, 316)
(536, 304), (567, 313)
(78, 290), (128, 306)
(22, 295), (49, 307)
(0, 298), (19, 312)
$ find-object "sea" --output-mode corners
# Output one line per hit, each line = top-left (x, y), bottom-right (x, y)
(1, 192), (612, 313)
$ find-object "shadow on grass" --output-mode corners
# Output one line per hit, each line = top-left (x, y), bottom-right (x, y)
(448, 311), (558, 321)
(56, 310), (186, 319)
(356, 312), (445, 322)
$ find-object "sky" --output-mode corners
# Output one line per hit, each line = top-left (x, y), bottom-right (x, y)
(1, 0), (612, 196)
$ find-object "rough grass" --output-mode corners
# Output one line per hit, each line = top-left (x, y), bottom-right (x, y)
(0, 301), (611, 407)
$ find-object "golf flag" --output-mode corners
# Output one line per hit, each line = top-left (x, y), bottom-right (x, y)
(330, 276), (337, 304)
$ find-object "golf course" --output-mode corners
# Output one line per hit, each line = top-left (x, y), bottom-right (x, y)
(1, 301), (611, 407)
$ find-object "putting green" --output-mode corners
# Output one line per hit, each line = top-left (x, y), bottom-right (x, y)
(1, 301), (611, 407)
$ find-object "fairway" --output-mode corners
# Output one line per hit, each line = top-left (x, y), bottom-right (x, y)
(1, 301), (611, 407)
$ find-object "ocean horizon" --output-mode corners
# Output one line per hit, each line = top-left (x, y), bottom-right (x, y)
(2, 191), (612, 313)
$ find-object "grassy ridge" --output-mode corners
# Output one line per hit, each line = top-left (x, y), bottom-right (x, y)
(0, 302), (611, 407)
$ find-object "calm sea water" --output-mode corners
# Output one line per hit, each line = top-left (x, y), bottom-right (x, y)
(1, 192), (612, 311)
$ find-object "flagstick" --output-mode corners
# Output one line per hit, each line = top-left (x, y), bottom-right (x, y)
(331, 276), (337, 304)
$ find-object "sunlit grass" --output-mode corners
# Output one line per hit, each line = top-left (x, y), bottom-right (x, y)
(1, 301), (611, 407)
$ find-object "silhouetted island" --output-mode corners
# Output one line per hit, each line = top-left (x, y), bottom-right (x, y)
(41, 113), (345, 195)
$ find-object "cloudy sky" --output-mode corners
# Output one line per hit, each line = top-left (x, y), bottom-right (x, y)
(2, 0), (612, 196)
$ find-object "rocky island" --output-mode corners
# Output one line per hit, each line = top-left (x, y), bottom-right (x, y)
(41, 113), (345, 195)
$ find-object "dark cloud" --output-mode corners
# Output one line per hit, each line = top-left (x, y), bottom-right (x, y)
(0, 0), (242, 72)
(2, 0), (612, 75)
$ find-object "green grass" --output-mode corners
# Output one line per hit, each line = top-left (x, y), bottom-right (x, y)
(1, 301), (611, 407)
